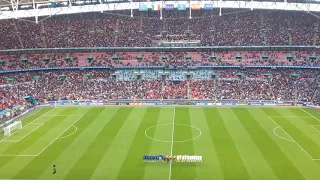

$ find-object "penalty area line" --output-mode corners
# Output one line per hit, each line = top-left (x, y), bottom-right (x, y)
(269, 116), (315, 118)
(311, 125), (320, 133)
(13, 123), (43, 142)
(0, 154), (38, 157)
(272, 127), (295, 142)
(57, 125), (78, 140)
(300, 108), (320, 122)
(41, 115), (82, 117)
(1, 123), (42, 143)
(36, 115), (83, 156)
(0, 109), (56, 144)
(0, 115), (83, 157)
(269, 117), (318, 160)
(0, 179), (37, 180)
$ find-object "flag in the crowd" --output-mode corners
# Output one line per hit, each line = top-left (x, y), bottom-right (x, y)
(191, 4), (201, 10)
(152, 4), (161, 11)
(204, 4), (213, 10)
(177, 4), (186, 10)
(139, 5), (148, 11)
(51, 2), (56, 7)
(165, 4), (174, 10)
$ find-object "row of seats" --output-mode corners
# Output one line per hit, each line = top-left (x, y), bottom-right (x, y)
(0, 51), (318, 71)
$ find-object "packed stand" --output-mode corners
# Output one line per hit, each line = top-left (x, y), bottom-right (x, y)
(0, 9), (319, 49)
(0, 68), (318, 103)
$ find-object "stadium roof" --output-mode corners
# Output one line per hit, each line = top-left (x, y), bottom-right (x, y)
(0, 0), (319, 21)
(0, 0), (68, 7)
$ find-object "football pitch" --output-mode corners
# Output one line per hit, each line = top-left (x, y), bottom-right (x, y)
(0, 106), (320, 180)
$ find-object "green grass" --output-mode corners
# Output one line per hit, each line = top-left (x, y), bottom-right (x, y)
(0, 106), (320, 180)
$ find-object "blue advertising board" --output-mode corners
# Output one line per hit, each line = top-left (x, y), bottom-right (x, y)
(221, 102), (237, 106)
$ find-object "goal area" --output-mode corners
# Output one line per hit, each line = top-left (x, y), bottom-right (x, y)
(3, 121), (22, 136)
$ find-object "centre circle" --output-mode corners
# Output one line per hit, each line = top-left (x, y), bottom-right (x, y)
(145, 123), (202, 143)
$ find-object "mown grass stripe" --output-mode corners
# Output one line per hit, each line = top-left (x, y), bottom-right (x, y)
(299, 108), (320, 120)
(271, 108), (320, 159)
(288, 108), (320, 125)
(2, 107), (320, 180)
(171, 108), (197, 180)
(273, 116), (320, 159)
(0, 108), (77, 170)
(261, 108), (320, 179)
(233, 108), (305, 180)
(12, 107), (101, 179)
(219, 108), (279, 180)
(253, 108), (320, 180)
(62, 107), (133, 180)
(289, 109), (320, 146)
(36, 107), (119, 180)
(203, 108), (251, 180)
(189, 108), (224, 180)
(142, 107), (173, 180)
(19, 107), (53, 126)
(90, 107), (147, 180)
(116, 107), (161, 180)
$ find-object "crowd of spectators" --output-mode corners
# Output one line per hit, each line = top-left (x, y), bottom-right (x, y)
(0, 51), (318, 71)
(0, 68), (318, 110)
(0, 92), (22, 111)
(0, 9), (319, 49)
(0, 8), (318, 112)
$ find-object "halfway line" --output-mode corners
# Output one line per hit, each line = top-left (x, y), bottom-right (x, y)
(169, 107), (175, 180)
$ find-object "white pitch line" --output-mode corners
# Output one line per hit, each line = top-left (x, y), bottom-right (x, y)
(14, 123), (43, 142)
(145, 123), (202, 143)
(0, 114), (81, 157)
(1, 140), (19, 142)
(36, 115), (83, 156)
(272, 127), (295, 142)
(0, 154), (38, 157)
(42, 115), (82, 117)
(269, 116), (315, 118)
(1, 124), (43, 143)
(26, 107), (56, 123)
(0, 135), (18, 144)
(0, 179), (36, 180)
(300, 108), (320, 122)
(168, 107), (175, 180)
(311, 125), (320, 133)
(269, 117), (316, 160)
(0, 108), (55, 144)
(57, 125), (78, 140)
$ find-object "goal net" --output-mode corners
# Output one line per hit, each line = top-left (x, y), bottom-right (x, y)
(3, 121), (22, 136)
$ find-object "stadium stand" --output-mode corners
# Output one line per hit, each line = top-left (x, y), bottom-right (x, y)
(0, 8), (318, 122)
(0, 69), (318, 104)
(0, 3), (320, 179)
(0, 9), (319, 49)
(0, 51), (319, 70)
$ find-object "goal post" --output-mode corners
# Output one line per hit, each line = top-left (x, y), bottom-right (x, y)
(3, 121), (22, 136)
